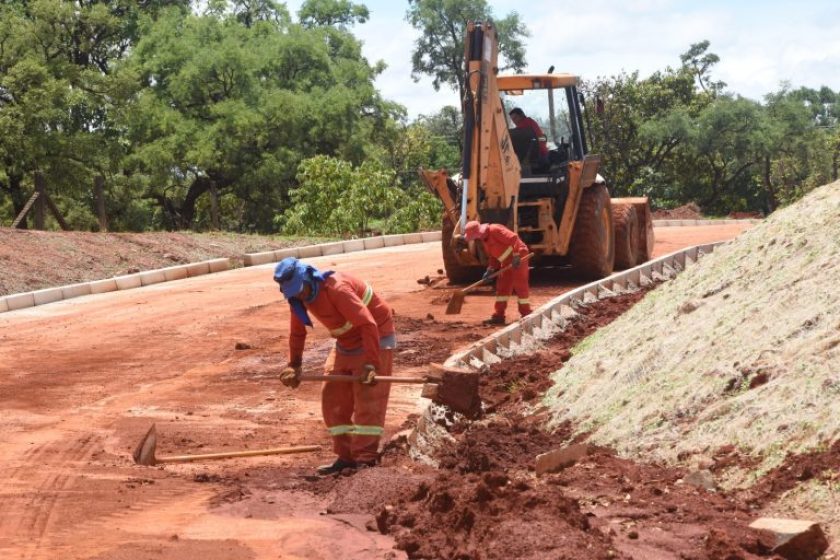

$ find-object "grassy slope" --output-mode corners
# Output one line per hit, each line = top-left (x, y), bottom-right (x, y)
(546, 181), (840, 481)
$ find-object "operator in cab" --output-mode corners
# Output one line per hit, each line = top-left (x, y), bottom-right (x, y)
(509, 108), (549, 170)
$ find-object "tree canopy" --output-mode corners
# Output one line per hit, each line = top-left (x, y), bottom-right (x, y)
(1, 1), (837, 234)
(405, 0), (529, 104)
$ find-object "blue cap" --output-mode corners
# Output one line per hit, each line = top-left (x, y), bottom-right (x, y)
(273, 257), (306, 300)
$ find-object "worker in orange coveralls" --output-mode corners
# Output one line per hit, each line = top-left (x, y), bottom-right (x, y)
(464, 221), (532, 325)
(274, 257), (395, 475)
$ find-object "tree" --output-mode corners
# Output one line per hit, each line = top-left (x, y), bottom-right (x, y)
(298, 0), (369, 29)
(279, 156), (400, 236)
(0, 0), (180, 229)
(680, 40), (726, 96)
(405, 0), (528, 105)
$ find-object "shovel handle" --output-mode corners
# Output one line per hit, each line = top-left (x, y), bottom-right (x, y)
(299, 374), (427, 384)
(461, 252), (535, 293)
(157, 445), (320, 464)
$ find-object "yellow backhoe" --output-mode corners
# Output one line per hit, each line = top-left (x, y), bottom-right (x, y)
(420, 21), (654, 282)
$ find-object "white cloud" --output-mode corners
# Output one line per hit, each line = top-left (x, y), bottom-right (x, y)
(283, 0), (840, 117)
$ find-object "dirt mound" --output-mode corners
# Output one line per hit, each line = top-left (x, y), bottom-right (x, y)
(374, 293), (783, 560)
(378, 469), (618, 560)
(0, 227), (331, 296)
(652, 202), (703, 219)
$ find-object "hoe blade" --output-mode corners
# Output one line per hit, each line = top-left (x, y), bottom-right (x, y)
(445, 291), (466, 315)
(133, 424), (158, 466)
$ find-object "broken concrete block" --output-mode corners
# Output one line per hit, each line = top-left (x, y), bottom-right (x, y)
(748, 518), (828, 560)
(535, 443), (590, 476)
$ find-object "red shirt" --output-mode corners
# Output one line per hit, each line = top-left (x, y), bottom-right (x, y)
(516, 117), (549, 157)
(288, 272), (394, 369)
(482, 224), (529, 270)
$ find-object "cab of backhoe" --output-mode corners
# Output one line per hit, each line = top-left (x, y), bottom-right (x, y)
(497, 73), (592, 247)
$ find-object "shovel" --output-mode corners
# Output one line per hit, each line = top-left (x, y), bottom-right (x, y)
(445, 253), (534, 315)
(296, 363), (482, 418)
(132, 424), (320, 466)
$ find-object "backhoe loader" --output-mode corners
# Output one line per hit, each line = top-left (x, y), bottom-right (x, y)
(420, 21), (654, 282)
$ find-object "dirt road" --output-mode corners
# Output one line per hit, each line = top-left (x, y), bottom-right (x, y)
(0, 224), (750, 560)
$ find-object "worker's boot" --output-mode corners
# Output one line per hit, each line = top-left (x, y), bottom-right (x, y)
(483, 315), (505, 326)
(316, 458), (357, 475)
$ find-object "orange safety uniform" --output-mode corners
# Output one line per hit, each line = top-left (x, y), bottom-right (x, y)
(482, 224), (532, 319)
(288, 272), (395, 463)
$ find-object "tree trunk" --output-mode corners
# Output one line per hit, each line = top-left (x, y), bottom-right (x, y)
(34, 172), (46, 230)
(93, 175), (109, 232)
(5, 173), (28, 229)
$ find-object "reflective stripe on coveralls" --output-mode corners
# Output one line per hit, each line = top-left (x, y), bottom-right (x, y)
(498, 246), (513, 263)
(329, 284), (374, 337)
(328, 424), (385, 436)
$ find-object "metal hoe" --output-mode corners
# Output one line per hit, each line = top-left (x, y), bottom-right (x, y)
(132, 424), (320, 466)
(445, 252), (534, 315)
(296, 364), (483, 419)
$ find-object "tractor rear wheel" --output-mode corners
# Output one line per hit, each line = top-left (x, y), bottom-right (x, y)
(569, 184), (614, 279)
(612, 203), (639, 269)
(635, 202), (655, 262)
(441, 215), (483, 284)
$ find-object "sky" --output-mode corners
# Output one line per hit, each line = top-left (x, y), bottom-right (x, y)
(284, 0), (840, 119)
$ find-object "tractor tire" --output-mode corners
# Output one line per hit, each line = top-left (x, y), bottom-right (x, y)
(635, 202), (655, 262)
(569, 183), (614, 280)
(441, 215), (483, 284)
(612, 203), (639, 270)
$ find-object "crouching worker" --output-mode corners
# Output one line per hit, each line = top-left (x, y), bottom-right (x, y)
(464, 220), (532, 325)
(273, 257), (396, 475)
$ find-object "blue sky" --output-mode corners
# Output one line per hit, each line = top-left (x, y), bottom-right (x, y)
(284, 0), (840, 118)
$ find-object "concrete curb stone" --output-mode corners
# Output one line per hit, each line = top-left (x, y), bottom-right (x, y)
(33, 288), (64, 306)
(5, 292), (36, 311)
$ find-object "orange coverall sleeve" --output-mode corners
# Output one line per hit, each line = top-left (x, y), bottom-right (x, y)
(330, 284), (382, 369)
(288, 311), (307, 368)
(487, 226), (519, 269)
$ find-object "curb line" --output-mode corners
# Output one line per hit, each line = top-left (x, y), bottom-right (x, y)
(0, 231), (444, 315)
(0, 258), (231, 314)
(443, 241), (724, 371)
(652, 218), (760, 227)
(242, 231), (442, 267)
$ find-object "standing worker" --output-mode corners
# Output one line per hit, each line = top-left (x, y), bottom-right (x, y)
(274, 257), (396, 475)
(464, 221), (532, 325)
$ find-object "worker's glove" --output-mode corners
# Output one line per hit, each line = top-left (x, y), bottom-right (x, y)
(511, 254), (521, 269)
(481, 269), (496, 285)
(280, 366), (302, 389)
(361, 364), (377, 386)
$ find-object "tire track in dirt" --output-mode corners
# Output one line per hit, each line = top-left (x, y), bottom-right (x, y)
(1, 432), (100, 560)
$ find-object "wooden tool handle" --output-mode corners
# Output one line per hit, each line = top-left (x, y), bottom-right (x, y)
(299, 374), (427, 384)
(158, 445), (320, 464)
(462, 252), (535, 292)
